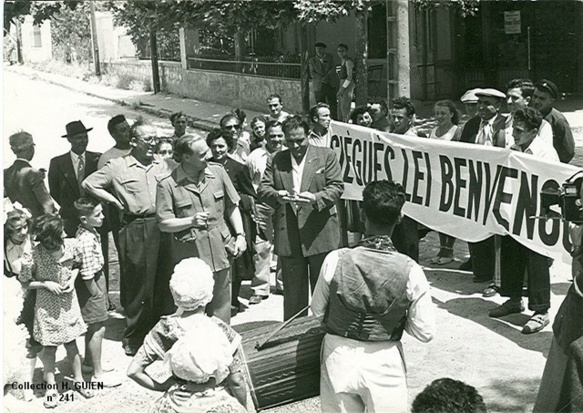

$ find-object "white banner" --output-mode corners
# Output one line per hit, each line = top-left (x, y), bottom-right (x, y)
(329, 121), (581, 263)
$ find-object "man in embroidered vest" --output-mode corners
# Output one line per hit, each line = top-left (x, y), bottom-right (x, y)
(312, 180), (435, 413)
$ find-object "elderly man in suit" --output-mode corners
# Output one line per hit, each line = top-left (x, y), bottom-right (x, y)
(4, 131), (56, 217)
(457, 89), (508, 284)
(258, 115), (344, 320)
(308, 42), (338, 120)
(49, 121), (101, 237)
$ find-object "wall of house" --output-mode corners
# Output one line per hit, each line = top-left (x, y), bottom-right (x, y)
(20, 16), (52, 62)
(102, 60), (302, 112)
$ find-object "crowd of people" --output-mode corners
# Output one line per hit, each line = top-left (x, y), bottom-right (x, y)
(3, 39), (581, 413)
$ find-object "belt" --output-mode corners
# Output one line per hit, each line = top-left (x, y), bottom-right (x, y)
(174, 221), (223, 243)
(121, 213), (156, 226)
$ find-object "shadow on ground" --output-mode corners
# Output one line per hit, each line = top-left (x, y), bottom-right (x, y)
(484, 376), (542, 412)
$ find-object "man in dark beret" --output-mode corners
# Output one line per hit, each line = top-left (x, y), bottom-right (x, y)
(533, 79), (575, 163)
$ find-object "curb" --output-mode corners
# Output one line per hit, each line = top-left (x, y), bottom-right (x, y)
(6, 66), (220, 133)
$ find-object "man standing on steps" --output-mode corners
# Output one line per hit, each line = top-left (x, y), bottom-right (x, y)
(308, 42), (338, 119)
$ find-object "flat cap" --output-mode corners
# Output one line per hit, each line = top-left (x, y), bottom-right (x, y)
(460, 88), (480, 103)
(534, 79), (558, 99)
(315, 42), (327, 48)
(475, 88), (506, 100)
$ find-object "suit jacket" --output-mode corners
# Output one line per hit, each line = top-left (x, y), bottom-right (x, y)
(48, 151), (101, 236)
(4, 159), (56, 218)
(458, 114), (507, 147)
(258, 146), (344, 257)
(308, 52), (338, 91)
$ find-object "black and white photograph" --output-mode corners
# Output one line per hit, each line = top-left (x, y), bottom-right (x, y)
(3, 1), (583, 412)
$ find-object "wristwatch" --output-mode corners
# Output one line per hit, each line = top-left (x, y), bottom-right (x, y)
(236, 232), (246, 238)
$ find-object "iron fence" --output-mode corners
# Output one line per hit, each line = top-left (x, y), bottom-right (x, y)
(187, 57), (301, 79)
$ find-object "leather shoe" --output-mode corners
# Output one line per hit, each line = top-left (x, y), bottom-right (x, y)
(522, 312), (549, 334)
(249, 294), (267, 305)
(489, 300), (524, 318)
(459, 259), (473, 271)
(482, 285), (498, 298)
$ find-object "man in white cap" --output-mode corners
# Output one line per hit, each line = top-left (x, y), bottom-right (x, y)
(457, 88), (508, 283)
(460, 88), (480, 120)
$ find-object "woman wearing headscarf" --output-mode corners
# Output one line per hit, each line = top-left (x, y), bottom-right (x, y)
(127, 258), (247, 412)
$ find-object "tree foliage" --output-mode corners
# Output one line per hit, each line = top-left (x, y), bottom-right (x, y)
(48, 2), (91, 63)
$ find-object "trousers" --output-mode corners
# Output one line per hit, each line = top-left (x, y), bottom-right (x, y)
(281, 253), (328, 320)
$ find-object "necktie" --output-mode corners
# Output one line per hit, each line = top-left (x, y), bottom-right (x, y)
(77, 155), (85, 192)
(477, 121), (492, 146)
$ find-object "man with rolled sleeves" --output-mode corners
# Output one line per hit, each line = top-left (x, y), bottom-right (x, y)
(258, 115), (344, 320)
(156, 134), (247, 324)
(82, 118), (176, 356)
(532, 79), (575, 163)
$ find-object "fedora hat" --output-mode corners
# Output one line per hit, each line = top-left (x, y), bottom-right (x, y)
(62, 120), (93, 138)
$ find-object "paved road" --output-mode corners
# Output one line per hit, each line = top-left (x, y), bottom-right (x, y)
(3, 70), (573, 413)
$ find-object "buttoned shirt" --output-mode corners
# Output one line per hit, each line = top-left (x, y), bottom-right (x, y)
(70, 151), (85, 180)
(291, 150), (309, 195)
(308, 129), (332, 148)
(84, 155), (176, 216)
(75, 226), (104, 280)
(513, 136), (560, 163)
(156, 163), (240, 272)
(98, 147), (132, 169)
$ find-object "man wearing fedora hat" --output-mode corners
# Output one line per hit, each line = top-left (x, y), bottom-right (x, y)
(309, 42), (338, 119)
(5, 131), (56, 218)
(48, 120), (101, 237)
(532, 79), (574, 164)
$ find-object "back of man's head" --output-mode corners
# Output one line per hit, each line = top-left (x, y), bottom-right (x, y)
(362, 180), (405, 228)
(9, 131), (34, 156)
(411, 378), (487, 413)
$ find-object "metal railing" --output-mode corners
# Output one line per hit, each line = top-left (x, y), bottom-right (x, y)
(187, 57), (301, 79)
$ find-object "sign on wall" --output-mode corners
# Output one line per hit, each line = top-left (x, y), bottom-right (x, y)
(504, 11), (522, 35)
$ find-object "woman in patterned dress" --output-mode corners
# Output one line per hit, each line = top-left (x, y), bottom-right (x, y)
(20, 215), (91, 408)
(127, 258), (247, 413)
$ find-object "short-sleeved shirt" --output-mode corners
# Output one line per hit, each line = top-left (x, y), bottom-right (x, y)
(97, 147), (132, 169)
(84, 155), (176, 216)
(156, 163), (240, 272)
(75, 226), (104, 280)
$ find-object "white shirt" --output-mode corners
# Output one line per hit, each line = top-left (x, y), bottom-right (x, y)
(311, 249), (435, 343)
(290, 150), (308, 195)
(246, 147), (269, 191)
(98, 147), (132, 169)
(430, 125), (458, 141)
(70, 151), (86, 179)
(308, 129), (332, 148)
(268, 110), (291, 123)
(476, 116), (496, 146)
(516, 136), (560, 162)
(5, 238), (32, 276)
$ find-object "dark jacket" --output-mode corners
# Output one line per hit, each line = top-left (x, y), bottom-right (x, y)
(4, 159), (56, 218)
(458, 114), (507, 147)
(48, 151), (100, 236)
(258, 145), (344, 257)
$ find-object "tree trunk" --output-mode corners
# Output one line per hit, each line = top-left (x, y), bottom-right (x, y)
(299, 23), (310, 113)
(234, 28), (246, 73)
(15, 18), (23, 64)
(150, 29), (161, 93)
(354, 10), (368, 106)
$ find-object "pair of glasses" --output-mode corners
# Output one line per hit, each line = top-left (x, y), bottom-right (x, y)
(226, 124), (241, 130)
(158, 150), (173, 155)
(137, 136), (157, 144)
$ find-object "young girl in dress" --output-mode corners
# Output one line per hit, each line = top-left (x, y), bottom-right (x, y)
(4, 205), (36, 402)
(20, 215), (92, 408)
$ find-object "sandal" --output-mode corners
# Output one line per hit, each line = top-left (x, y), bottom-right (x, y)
(44, 390), (59, 409)
(74, 382), (95, 399)
(437, 256), (454, 265)
(522, 312), (550, 334)
(431, 248), (445, 264)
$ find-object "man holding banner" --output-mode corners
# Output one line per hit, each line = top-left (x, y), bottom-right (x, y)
(490, 107), (558, 334)
(457, 88), (508, 282)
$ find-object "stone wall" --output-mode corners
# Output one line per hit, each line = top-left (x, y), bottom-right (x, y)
(102, 60), (301, 113)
